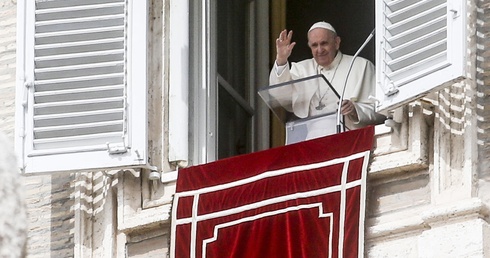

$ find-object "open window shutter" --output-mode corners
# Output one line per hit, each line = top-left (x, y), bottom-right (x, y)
(375, 0), (466, 113)
(16, 0), (148, 174)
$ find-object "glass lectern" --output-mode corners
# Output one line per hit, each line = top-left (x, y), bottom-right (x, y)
(258, 74), (344, 145)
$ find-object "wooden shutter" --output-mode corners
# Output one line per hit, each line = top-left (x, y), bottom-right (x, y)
(375, 0), (466, 113)
(16, 0), (148, 173)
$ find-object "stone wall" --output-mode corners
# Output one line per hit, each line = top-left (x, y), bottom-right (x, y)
(0, 0), (16, 137)
(477, 0), (490, 201)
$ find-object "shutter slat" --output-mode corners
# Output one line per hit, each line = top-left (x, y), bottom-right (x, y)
(32, 134), (123, 155)
(35, 25), (124, 39)
(33, 132), (123, 145)
(34, 120), (123, 134)
(35, 63), (124, 81)
(35, 84), (124, 96)
(34, 87), (124, 104)
(34, 100), (125, 117)
(35, 73), (124, 85)
(35, 77), (123, 92)
(36, 3), (124, 15)
(36, 37), (123, 50)
(35, 61), (124, 74)
(36, 0), (124, 10)
(36, 16), (125, 36)
(34, 49), (124, 65)
(36, 14), (125, 27)
(33, 96), (125, 109)
(34, 108), (124, 121)
(385, 0), (418, 10)
(33, 122), (124, 144)
(35, 52), (123, 69)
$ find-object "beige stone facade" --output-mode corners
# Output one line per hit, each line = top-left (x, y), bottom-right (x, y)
(1, 0), (490, 257)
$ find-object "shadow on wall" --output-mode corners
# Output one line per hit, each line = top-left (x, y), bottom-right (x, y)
(0, 132), (27, 257)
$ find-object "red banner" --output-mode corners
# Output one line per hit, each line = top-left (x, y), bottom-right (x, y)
(171, 126), (374, 258)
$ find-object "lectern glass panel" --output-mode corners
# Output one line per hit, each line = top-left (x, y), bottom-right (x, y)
(258, 74), (342, 144)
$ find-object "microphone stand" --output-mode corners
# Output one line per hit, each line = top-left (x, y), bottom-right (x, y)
(336, 29), (375, 134)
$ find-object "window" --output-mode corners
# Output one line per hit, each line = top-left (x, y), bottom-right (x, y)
(189, 0), (270, 164)
(16, 0), (148, 173)
(216, 0), (256, 159)
(375, 0), (466, 113)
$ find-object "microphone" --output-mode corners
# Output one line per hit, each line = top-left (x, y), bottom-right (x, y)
(336, 29), (375, 134)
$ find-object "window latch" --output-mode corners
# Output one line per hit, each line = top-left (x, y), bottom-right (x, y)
(106, 143), (128, 154)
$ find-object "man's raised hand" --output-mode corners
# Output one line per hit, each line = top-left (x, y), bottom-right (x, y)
(276, 29), (296, 66)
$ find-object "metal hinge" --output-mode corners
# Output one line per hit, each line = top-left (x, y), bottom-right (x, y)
(22, 80), (33, 108)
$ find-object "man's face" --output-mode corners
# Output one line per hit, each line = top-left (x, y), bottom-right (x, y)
(308, 29), (340, 67)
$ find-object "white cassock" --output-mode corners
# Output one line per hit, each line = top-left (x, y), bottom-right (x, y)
(269, 51), (385, 142)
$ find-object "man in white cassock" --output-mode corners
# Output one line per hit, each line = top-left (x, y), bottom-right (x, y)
(269, 21), (385, 141)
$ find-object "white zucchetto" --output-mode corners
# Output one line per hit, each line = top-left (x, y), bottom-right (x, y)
(308, 21), (336, 34)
